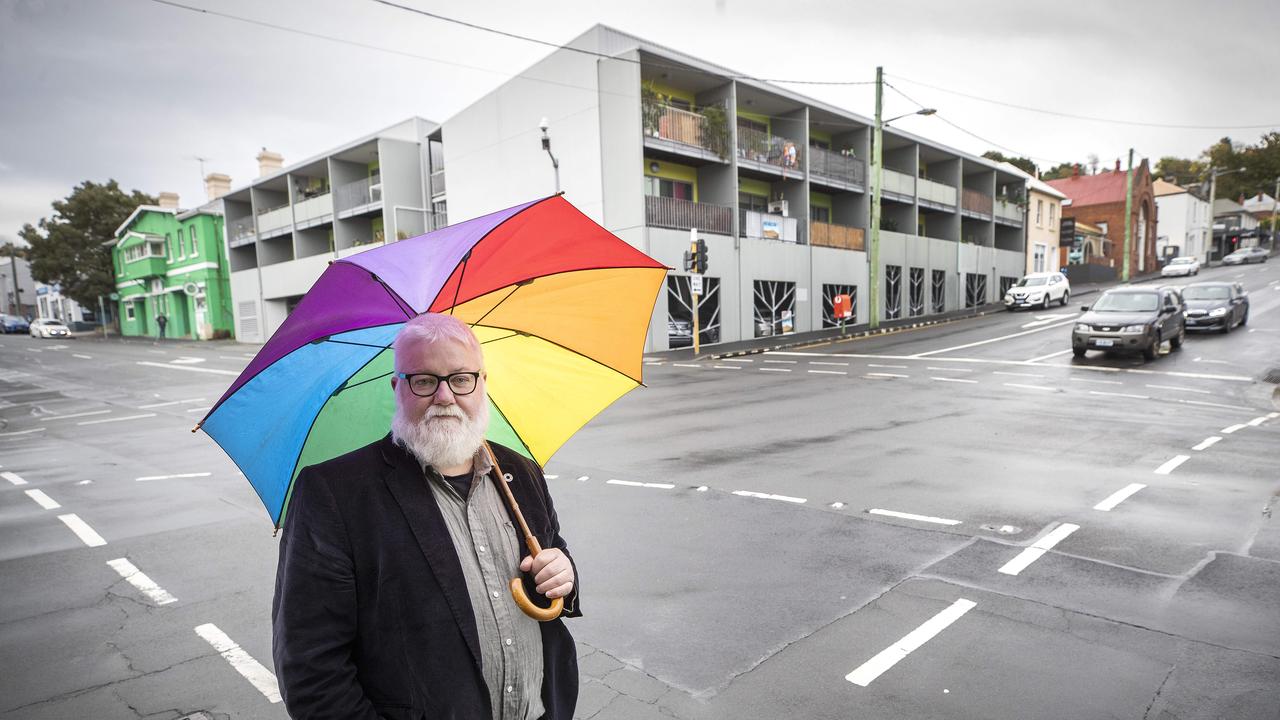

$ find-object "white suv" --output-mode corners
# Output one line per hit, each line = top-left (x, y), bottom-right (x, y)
(1004, 272), (1071, 310)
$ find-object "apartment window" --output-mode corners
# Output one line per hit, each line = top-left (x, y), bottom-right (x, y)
(177, 229), (185, 258)
(667, 97), (692, 111)
(811, 138), (831, 151)
(739, 193), (769, 213)
(125, 303), (136, 321)
(1049, 203), (1056, 228)
(189, 226), (198, 256)
(1034, 244), (1047, 272)
(644, 176), (693, 200)
(737, 117), (767, 134)
(167, 233), (175, 258)
(1035, 199), (1044, 226)
(810, 206), (831, 223)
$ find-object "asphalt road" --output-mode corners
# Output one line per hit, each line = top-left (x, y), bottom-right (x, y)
(1, 259), (1278, 719)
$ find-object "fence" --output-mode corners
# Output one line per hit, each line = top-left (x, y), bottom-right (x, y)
(644, 195), (733, 235)
(810, 221), (865, 250)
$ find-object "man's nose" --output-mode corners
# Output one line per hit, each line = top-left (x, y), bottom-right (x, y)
(429, 382), (457, 403)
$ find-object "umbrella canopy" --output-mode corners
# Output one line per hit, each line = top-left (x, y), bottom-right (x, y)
(200, 195), (667, 527)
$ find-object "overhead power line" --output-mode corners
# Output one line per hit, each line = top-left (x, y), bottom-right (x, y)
(889, 73), (1280, 131)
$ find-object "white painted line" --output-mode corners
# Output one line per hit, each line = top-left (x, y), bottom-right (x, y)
(998, 523), (1079, 576)
(712, 365), (743, 370)
(760, 367), (792, 373)
(576, 476), (589, 482)
(135, 361), (238, 376)
(1090, 390), (1150, 400)
(1270, 412), (1280, 419)
(1173, 399), (1258, 411)
(926, 366), (973, 372)
(171, 357), (207, 365)
(1247, 416), (1269, 427)
(138, 397), (207, 409)
(1154, 455), (1190, 475)
(846, 598), (977, 687)
(1192, 436), (1221, 451)
(1026, 349), (1073, 363)
(696, 486), (708, 492)
(831, 502), (845, 509)
(45, 409), (112, 420)
(763, 359), (797, 364)
(868, 508), (962, 526)
(606, 479), (675, 489)
(185, 407), (211, 413)
(1143, 370), (1251, 382)
(931, 376), (978, 384)
(719, 358), (753, 363)
(1003, 383), (1056, 392)
(808, 369), (848, 375)
(1070, 377), (1122, 385)
(733, 490), (807, 504)
(0, 427), (46, 437)
(78, 413), (156, 426)
(865, 372), (908, 378)
(58, 513), (107, 547)
(72, 354), (93, 360)
(867, 363), (908, 369)
(811, 361), (850, 366)
(1146, 384), (1212, 395)
(911, 318), (1077, 357)
(136, 472), (212, 482)
(672, 363), (701, 368)
(1220, 424), (1246, 434)
(993, 371), (1045, 378)
(25, 488), (61, 510)
(1192, 358), (1231, 365)
(219, 355), (246, 361)
(1093, 483), (1146, 511)
(3, 471), (29, 485)
(194, 624), (282, 703)
(544, 475), (559, 480)
(107, 558), (177, 605)
(27, 348), (41, 353)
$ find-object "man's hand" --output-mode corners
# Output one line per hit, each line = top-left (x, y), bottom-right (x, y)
(520, 548), (574, 600)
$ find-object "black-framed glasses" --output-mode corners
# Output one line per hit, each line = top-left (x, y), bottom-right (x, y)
(395, 371), (482, 397)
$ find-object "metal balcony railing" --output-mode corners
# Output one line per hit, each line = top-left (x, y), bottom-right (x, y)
(228, 217), (257, 247)
(810, 221), (865, 251)
(962, 189), (993, 215)
(644, 195), (733, 235)
(809, 146), (865, 186)
(336, 176), (383, 212)
(994, 198), (1023, 222)
(736, 126), (803, 171)
(641, 102), (729, 158)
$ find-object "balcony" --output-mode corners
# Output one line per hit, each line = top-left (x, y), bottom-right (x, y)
(430, 170), (446, 198)
(961, 189), (993, 219)
(995, 198), (1023, 225)
(918, 178), (957, 209)
(293, 193), (333, 230)
(881, 169), (916, 201)
(336, 176), (383, 218)
(644, 195), (733, 235)
(740, 209), (799, 243)
(810, 221), (865, 251)
(256, 203), (293, 238)
(809, 146), (866, 190)
(736, 126), (803, 177)
(642, 102), (729, 163)
(228, 217), (257, 248)
(125, 255), (167, 279)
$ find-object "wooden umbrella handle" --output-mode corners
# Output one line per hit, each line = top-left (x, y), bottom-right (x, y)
(484, 443), (564, 622)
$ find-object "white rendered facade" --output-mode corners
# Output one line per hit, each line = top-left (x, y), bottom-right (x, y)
(1154, 184), (1210, 262)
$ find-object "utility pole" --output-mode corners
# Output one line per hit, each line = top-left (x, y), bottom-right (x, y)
(1122, 148), (1134, 282)
(7, 251), (18, 315)
(538, 117), (561, 195)
(869, 66), (884, 330)
(1272, 177), (1279, 250)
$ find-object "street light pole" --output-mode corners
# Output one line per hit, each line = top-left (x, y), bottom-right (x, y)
(1206, 166), (1245, 262)
(538, 117), (560, 195)
(869, 67), (884, 330)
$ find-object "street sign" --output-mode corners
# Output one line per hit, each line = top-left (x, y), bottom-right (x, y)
(108, 293), (120, 301)
(690, 274), (703, 296)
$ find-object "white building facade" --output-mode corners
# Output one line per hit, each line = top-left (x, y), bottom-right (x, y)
(1153, 180), (1210, 262)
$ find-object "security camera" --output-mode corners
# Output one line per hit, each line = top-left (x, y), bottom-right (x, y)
(539, 117), (549, 133)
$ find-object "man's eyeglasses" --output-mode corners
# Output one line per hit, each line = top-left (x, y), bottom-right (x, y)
(395, 371), (482, 397)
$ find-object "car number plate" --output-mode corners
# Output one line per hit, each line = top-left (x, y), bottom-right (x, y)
(1095, 339), (1114, 347)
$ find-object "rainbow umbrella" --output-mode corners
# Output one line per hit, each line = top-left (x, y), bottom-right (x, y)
(198, 195), (667, 529)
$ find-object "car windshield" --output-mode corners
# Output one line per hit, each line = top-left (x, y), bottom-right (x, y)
(1015, 277), (1048, 287)
(1182, 286), (1229, 300)
(1169, 258), (1194, 264)
(1227, 250), (1248, 257)
(1092, 292), (1158, 312)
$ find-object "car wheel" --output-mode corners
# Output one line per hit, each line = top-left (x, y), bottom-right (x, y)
(1239, 310), (1248, 327)
(1060, 290), (1070, 307)
(1042, 295), (1051, 310)
(1072, 347), (1086, 358)
(1142, 338), (1157, 361)
(1171, 324), (1185, 349)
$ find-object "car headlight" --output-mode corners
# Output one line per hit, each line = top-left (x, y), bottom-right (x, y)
(1075, 323), (1091, 332)
(1120, 325), (1147, 334)
(1209, 307), (1227, 317)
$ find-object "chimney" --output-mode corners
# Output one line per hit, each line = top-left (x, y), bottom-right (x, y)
(256, 148), (284, 178)
(1072, 164), (1080, 179)
(1114, 159), (1121, 172)
(158, 191), (180, 209)
(204, 173), (232, 201)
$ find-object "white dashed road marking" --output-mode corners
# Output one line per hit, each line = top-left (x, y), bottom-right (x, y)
(1146, 384), (1211, 395)
(811, 361), (850, 366)
(760, 367), (792, 373)
(136, 361), (238, 376)
(0, 428), (46, 437)
(606, 479), (675, 489)
(998, 523), (1079, 576)
(107, 558), (178, 605)
(1154, 455), (1190, 475)
(846, 598), (977, 687)
(926, 366), (973, 372)
(1192, 437), (1221, 451)
(25, 489), (61, 510)
(1093, 483), (1146, 512)
(808, 369), (847, 375)
(1070, 377), (1122, 385)
(194, 624), (282, 703)
(733, 490), (806, 504)
(1247, 416), (1269, 427)
(868, 509), (961, 526)
(1220, 424), (1246, 434)
(1003, 383), (1056, 392)
(58, 514), (107, 547)
(672, 363), (701, 368)
(993, 371), (1044, 378)
(78, 413), (156, 426)
(867, 363), (908, 369)
(866, 372), (908, 379)
(45, 409), (111, 420)
(136, 472), (212, 482)
(932, 377), (977, 384)
(3, 471), (29, 485)
(1090, 390), (1149, 400)
(763, 359), (797, 364)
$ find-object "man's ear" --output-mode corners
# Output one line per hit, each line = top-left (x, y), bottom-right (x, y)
(390, 376), (398, 390)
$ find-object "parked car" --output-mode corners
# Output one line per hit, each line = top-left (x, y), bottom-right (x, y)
(1160, 256), (1200, 277)
(1221, 246), (1269, 265)
(1003, 271), (1071, 310)
(1072, 286), (1185, 361)
(1, 314), (30, 334)
(1182, 281), (1248, 333)
(29, 318), (70, 339)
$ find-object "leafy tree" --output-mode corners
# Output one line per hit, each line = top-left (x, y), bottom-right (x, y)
(0, 242), (28, 260)
(19, 180), (155, 308)
(1041, 162), (1080, 181)
(1154, 156), (1203, 186)
(982, 151), (1038, 177)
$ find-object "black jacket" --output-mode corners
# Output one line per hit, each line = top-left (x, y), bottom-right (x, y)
(272, 435), (580, 719)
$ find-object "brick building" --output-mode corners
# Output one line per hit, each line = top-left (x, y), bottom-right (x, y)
(1048, 160), (1157, 278)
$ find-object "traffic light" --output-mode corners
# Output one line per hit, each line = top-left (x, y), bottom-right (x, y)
(694, 238), (708, 274)
(682, 250), (694, 272)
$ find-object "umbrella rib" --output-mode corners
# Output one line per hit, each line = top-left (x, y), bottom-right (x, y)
(477, 324), (645, 384)
(448, 250), (472, 317)
(469, 283), (523, 328)
(332, 370), (394, 395)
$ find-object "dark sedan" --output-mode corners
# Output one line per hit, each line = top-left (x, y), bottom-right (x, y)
(1182, 281), (1248, 333)
(1, 314), (30, 334)
(1072, 286), (1185, 361)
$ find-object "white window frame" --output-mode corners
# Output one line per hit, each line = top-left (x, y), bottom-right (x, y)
(125, 302), (136, 321)
(1033, 243), (1047, 273)
(189, 225), (198, 257)
(1035, 199), (1044, 226)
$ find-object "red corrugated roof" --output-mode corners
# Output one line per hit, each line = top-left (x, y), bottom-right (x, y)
(1046, 171), (1128, 207)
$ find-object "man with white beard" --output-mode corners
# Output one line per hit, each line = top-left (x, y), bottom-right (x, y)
(273, 313), (580, 720)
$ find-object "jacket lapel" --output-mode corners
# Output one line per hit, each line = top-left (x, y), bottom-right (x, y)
(378, 436), (483, 673)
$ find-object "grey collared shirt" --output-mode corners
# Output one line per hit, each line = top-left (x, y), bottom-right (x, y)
(425, 451), (545, 720)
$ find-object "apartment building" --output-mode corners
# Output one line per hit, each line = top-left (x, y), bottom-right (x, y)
(999, 163), (1066, 275)
(221, 117), (444, 343)
(1153, 179), (1210, 262)
(441, 25), (1028, 350)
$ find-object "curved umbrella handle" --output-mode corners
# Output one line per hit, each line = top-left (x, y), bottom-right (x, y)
(509, 577), (564, 622)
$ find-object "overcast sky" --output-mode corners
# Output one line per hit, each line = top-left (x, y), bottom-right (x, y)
(2, 0), (1278, 244)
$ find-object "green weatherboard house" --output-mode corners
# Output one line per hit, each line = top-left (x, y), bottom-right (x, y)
(111, 202), (234, 340)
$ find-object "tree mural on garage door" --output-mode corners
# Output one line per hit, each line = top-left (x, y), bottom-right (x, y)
(909, 267), (925, 317)
(666, 275), (721, 348)
(753, 280), (795, 337)
(965, 272), (987, 308)
(1000, 276), (1018, 299)
(884, 265), (902, 320)
(821, 284), (857, 328)
(931, 269), (946, 314)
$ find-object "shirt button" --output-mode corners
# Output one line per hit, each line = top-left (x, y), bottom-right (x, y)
(505, 638), (512, 646)
(478, 546), (486, 553)
(505, 686), (513, 693)
(491, 591), (500, 598)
